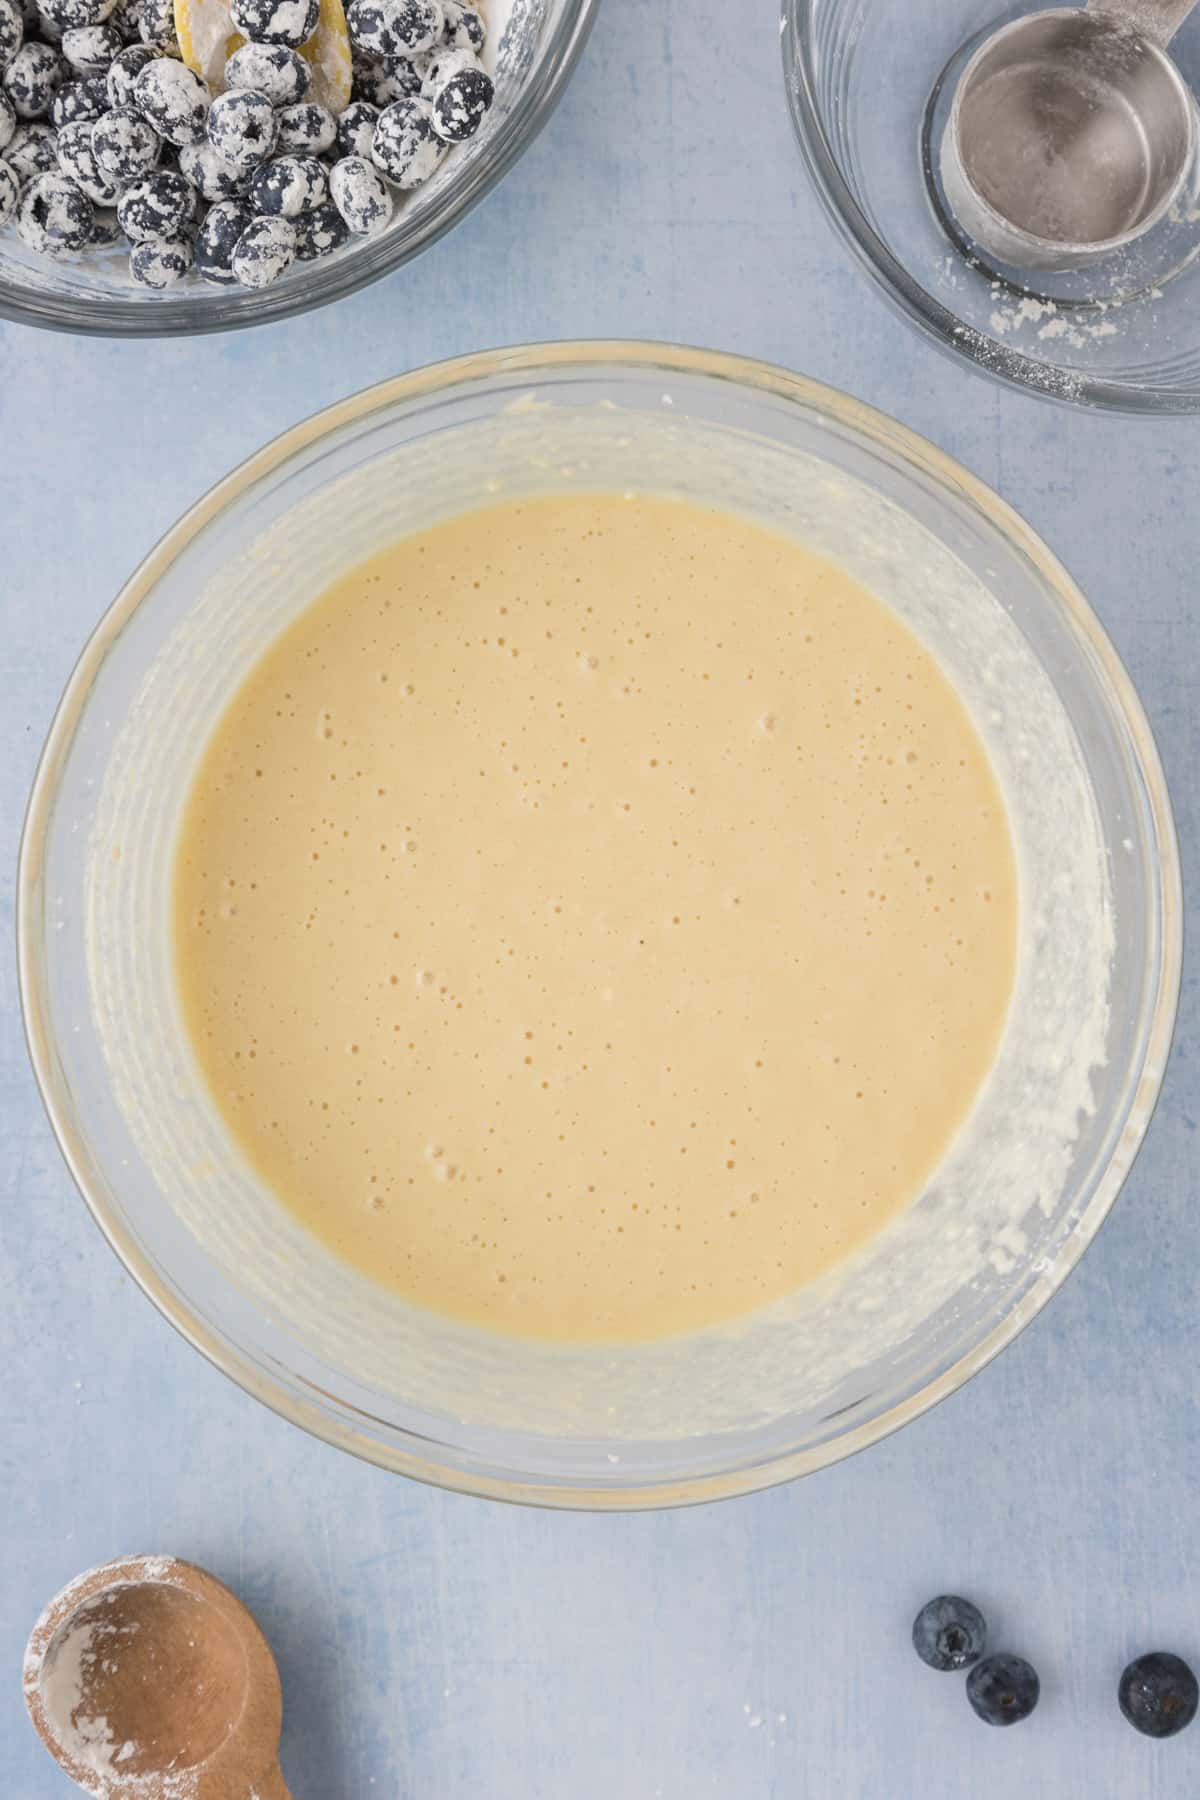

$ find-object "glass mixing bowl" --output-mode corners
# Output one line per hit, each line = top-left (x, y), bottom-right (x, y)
(0, 0), (596, 337)
(18, 342), (1181, 1508)
(784, 0), (1200, 413)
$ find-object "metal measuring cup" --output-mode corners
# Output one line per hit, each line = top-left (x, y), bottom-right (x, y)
(941, 0), (1199, 269)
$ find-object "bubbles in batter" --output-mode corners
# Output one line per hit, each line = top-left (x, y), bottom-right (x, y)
(172, 493), (1018, 1342)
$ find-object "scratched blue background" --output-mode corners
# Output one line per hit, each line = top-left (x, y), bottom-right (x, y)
(4, 2), (1200, 1794)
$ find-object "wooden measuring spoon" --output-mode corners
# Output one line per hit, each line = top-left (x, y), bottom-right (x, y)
(23, 1555), (293, 1800)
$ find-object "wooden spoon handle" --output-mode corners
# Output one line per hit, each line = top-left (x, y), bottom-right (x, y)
(251, 1765), (294, 1799)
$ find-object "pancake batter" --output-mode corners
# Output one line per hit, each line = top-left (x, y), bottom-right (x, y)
(173, 493), (1018, 1341)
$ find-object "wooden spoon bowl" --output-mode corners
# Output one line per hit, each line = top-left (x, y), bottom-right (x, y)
(23, 1556), (292, 1800)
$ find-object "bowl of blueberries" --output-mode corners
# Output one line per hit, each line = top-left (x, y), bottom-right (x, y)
(0, 0), (595, 332)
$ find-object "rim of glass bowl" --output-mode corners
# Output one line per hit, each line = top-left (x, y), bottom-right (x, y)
(0, 0), (598, 339)
(781, 0), (1200, 416)
(17, 342), (1183, 1508)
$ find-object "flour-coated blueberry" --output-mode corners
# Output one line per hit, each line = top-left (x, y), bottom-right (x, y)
(229, 0), (317, 48)
(370, 93), (441, 186)
(439, 0), (481, 51)
(350, 49), (421, 106)
(229, 208), (295, 284)
(49, 72), (107, 124)
(328, 149), (389, 231)
(247, 150), (326, 213)
(135, 0), (176, 49)
(61, 21), (121, 70)
(115, 162), (191, 234)
(129, 225), (190, 281)
(105, 40), (153, 105)
(17, 166), (92, 247)
(132, 56), (208, 144)
(223, 39), (310, 101)
(177, 134), (247, 199)
(38, 0), (117, 32)
(92, 102), (159, 180)
(0, 159), (19, 224)
(346, 0), (440, 59)
(334, 96), (378, 157)
(193, 190), (250, 279)
(4, 42), (67, 119)
(274, 98), (335, 154)
(293, 195), (346, 256)
(205, 85), (275, 167)
(428, 60), (490, 141)
(56, 113), (120, 198)
(0, 0), (25, 60)
(5, 118), (58, 180)
(418, 44), (469, 97)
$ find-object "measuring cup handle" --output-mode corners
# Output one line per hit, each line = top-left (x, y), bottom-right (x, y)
(1090, 0), (1199, 45)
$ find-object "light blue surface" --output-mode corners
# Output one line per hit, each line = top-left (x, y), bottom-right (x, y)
(3, 2), (1199, 1794)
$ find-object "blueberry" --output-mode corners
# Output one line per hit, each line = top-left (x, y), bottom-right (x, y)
(193, 191), (251, 280)
(345, 0), (439, 60)
(350, 49), (420, 106)
(61, 21), (121, 70)
(17, 167), (93, 250)
(293, 195), (346, 256)
(128, 226), (190, 283)
(334, 95), (378, 157)
(912, 1595), (986, 1672)
(105, 40), (154, 106)
(5, 119), (59, 181)
(92, 103), (159, 182)
(132, 57), (209, 145)
(134, 0), (175, 49)
(0, 0), (24, 59)
(177, 134), (246, 200)
(0, 88), (16, 152)
(33, 2), (64, 40)
(966, 1653), (1039, 1727)
(206, 86), (276, 168)
(418, 45), (471, 98)
(108, 0), (145, 40)
(439, 0), (482, 52)
(223, 40), (310, 103)
(229, 0), (318, 48)
(49, 73), (108, 125)
(0, 158), (19, 225)
(273, 98), (335, 154)
(428, 60), (490, 142)
(229, 209), (295, 285)
(1118, 1652), (1198, 1738)
(38, 0), (118, 31)
(56, 114), (120, 199)
(371, 93), (441, 187)
(247, 150), (326, 214)
(115, 163), (191, 236)
(328, 149), (389, 233)
(4, 42), (67, 120)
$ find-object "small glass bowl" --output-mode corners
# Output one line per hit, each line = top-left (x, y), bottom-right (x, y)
(784, 0), (1200, 413)
(0, 0), (596, 337)
(18, 343), (1181, 1507)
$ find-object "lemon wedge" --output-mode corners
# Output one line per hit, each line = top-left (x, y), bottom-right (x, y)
(175, 0), (351, 109)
